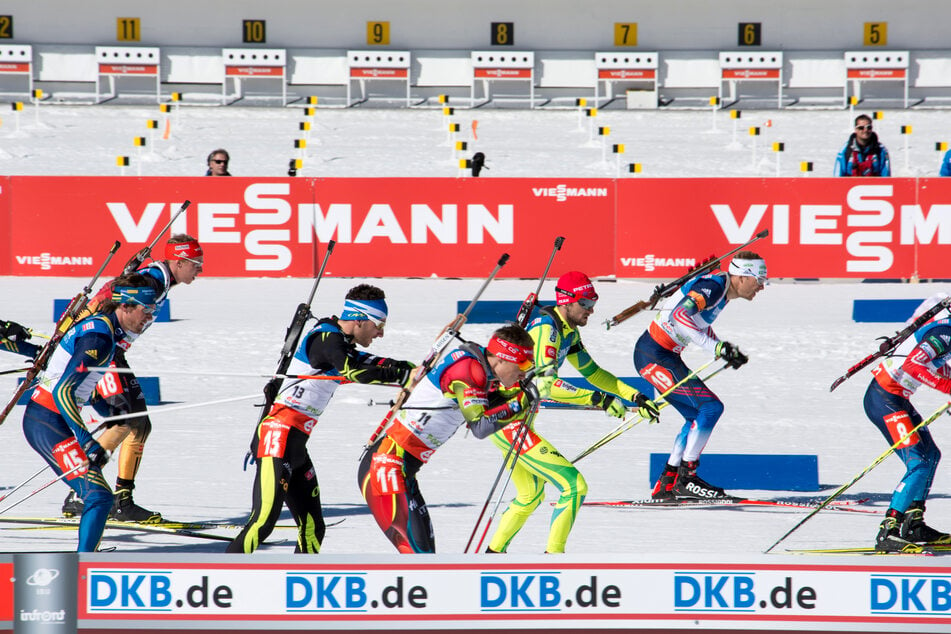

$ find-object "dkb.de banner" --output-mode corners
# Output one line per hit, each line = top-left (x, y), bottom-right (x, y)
(1, 176), (949, 279)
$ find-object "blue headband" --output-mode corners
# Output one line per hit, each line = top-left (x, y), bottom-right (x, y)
(340, 298), (388, 325)
(112, 285), (158, 308)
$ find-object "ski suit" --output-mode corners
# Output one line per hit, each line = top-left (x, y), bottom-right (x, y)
(864, 305), (951, 514)
(634, 273), (731, 467)
(21, 312), (126, 551)
(228, 317), (411, 554)
(488, 306), (640, 553)
(358, 343), (530, 553)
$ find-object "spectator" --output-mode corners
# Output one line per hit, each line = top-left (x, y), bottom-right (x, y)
(834, 115), (891, 177)
(205, 149), (231, 176)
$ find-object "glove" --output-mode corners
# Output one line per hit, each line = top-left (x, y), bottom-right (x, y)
(386, 360), (417, 387)
(591, 391), (627, 419)
(83, 441), (111, 468)
(0, 320), (31, 341)
(634, 392), (661, 422)
(716, 341), (749, 370)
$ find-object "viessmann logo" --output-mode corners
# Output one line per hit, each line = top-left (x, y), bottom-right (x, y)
(16, 254), (94, 270)
(532, 184), (609, 202)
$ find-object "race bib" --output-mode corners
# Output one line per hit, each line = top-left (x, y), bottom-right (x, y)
(370, 452), (406, 496)
(257, 419), (291, 458)
(641, 363), (676, 393)
(95, 363), (124, 399)
(884, 411), (920, 448)
(52, 437), (88, 479)
(501, 421), (540, 454)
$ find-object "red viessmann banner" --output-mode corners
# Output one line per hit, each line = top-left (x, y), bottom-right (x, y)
(1, 177), (614, 278)
(2, 176), (949, 279)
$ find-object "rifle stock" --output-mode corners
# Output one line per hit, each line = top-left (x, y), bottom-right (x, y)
(604, 229), (769, 330)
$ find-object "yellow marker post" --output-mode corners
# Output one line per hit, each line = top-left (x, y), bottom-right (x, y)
(31, 88), (42, 124)
(901, 125), (912, 171)
(730, 110), (742, 145)
(575, 97), (587, 130)
(772, 141), (785, 176)
(612, 143), (625, 177)
(710, 96), (720, 131)
(11, 101), (22, 133)
(749, 126), (761, 170)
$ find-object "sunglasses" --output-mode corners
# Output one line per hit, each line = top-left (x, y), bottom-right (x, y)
(855, 125), (873, 131)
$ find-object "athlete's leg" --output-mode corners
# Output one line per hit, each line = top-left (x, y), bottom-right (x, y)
(22, 403), (112, 552)
(227, 414), (295, 553)
(358, 438), (435, 553)
(284, 453), (326, 554)
(489, 429), (586, 553)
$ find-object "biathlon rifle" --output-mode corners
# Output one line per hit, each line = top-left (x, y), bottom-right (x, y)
(122, 200), (191, 273)
(604, 228), (769, 330)
(515, 236), (564, 328)
(0, 240), (122, 426)
(257, 240), (336, 420)
(363, 253), (510, 452)
(829, 296), (951, 392)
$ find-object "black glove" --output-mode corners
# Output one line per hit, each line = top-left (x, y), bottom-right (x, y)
(0, 320), (31, 341)
(84, 441), (111, 468)
(717, 341), (749, 369)
(386, 360), (417, 386)
(590, 391), (626, 418)
(634, 392), (661, 421)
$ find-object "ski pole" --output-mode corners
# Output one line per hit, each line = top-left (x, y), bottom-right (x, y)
(464, 384), (541, 554)
(571, 359), (725, 463)
(0, 240), (122, 426)
(95, 393), (265, 426)
(605, 229), (768, 330)
(515, 236), (564, 327)
(363, 253), (510, 453)
(0, 461), (91, 518)
(764, 399), (951, 554)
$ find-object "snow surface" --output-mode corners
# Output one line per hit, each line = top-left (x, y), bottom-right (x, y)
(1, 102), (950, 555)
(1, 101), (949, 178)
(2, 275), (950, 555)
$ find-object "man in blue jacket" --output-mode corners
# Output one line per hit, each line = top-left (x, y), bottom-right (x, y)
(834, 114), (891, 177)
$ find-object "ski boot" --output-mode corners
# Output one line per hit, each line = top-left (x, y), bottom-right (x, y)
(62, 490), (84, 517)
(109, 488), (162, 523)
(901, 502), (951, 545)
(672, 460), (730, 499)
(876, 510), (924, 553)
(651, 464), (679, 500)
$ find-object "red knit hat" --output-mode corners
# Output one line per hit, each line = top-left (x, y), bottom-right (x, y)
(555, 271), (598, 306)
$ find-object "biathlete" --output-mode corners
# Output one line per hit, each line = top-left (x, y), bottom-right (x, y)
(61, 235), (203, 523)
(21, 275), (157, 552)
(486, 271), (660, 554)
(634, 252), (766, 500)
(864, 293), (951, 553)
(358, 324), (537, 554)
(227, 285), (415, 554)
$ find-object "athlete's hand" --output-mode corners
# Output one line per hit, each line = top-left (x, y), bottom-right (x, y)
(592, 392), (627, 418)
(84, 441), (111, 468)
(716, 341), (749, 369)
(634, 392), (661, 423)
(0, 320), (31, 341)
